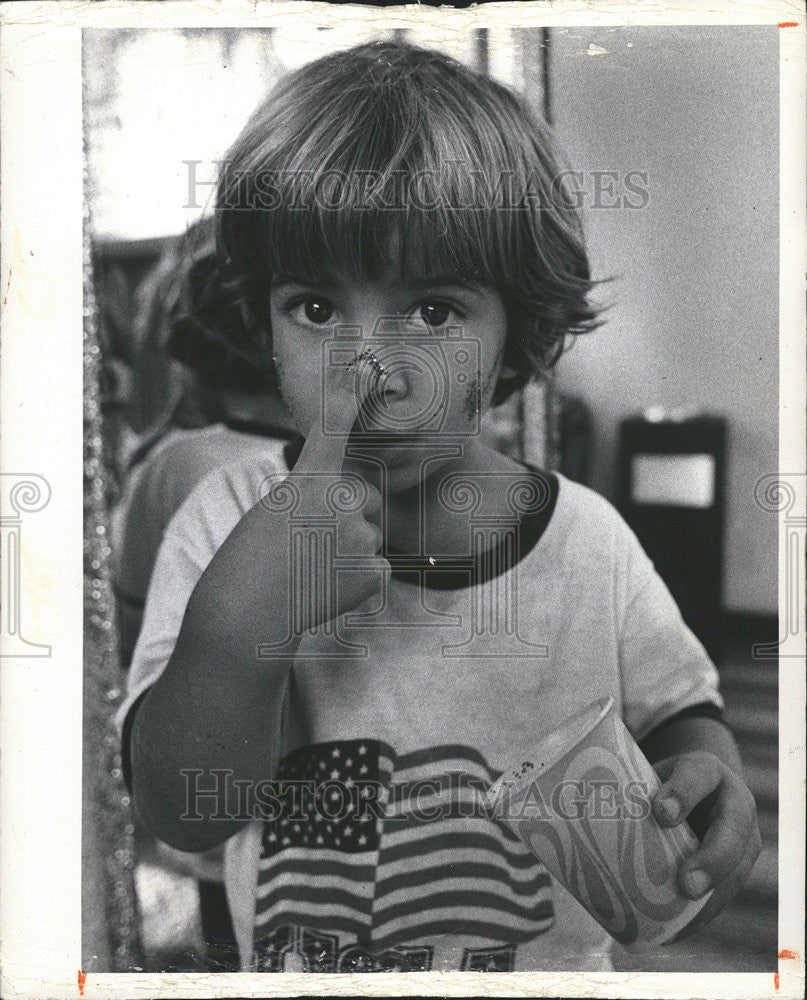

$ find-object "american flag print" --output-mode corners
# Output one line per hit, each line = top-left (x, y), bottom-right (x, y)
(253, 738), (554, 970)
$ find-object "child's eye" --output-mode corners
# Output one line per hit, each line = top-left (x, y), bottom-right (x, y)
(290, 297), (334, 325)
(418, 302), (453, 328)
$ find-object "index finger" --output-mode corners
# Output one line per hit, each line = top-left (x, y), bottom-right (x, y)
(300, 353), (373, 471)
(652, 752), (723, 826)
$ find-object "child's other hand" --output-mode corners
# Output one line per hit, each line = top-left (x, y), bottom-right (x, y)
(651, 751), (761, 938)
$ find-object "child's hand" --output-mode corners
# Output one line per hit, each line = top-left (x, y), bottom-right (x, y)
(651, 752), (761, 938)
(274, 362), (389, 627)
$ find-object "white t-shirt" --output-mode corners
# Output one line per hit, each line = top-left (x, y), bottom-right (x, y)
(121, 442), (723, 972)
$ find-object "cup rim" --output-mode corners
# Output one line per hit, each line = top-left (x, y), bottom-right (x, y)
(488, 696), (616, 806)
(527, 695), (614, 779)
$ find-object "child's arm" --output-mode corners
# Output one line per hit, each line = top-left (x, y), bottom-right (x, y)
(129, 382), (386, 854)
(641, 713), (761, 937)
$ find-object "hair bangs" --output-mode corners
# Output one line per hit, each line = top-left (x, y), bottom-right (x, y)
(221, 68), (534, 291)
(249, 164), (530, 291)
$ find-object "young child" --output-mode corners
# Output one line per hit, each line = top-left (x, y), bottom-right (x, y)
(121, 41), (760, 973)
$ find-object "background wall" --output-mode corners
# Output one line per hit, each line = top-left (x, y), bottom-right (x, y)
(84, 26), (488, 240)
(544, 26), (778, 615)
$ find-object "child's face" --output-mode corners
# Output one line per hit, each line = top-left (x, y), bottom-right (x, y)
(269, 269), (508, 490)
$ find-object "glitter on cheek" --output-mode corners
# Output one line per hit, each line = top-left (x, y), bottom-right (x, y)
(272, 354), (301, 416)
(480, 368), (496, 403)
(481, 347), (504, 399)
(463, 375), (483, 421)
(273, 354), (291, 396)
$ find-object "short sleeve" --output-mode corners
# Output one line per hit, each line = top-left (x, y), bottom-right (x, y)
(617, 538), (724, 742)
(114, 449), (287, 735)
(114, 525), (211, 733)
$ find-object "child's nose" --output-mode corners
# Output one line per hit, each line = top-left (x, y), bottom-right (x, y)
(352, 344), (412, 402)
(379, 366), (408, 401)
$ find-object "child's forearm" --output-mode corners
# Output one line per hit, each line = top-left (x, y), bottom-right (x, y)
(129, 407), (384, 852)
(130, 503), (299, 853)
(640, 715), (744, 777)
(131, 638), (291, 853)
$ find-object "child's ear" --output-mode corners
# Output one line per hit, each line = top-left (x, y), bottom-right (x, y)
(500, 363), (518, 379)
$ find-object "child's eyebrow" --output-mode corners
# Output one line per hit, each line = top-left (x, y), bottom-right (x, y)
(271, 272), (341, 290)
(271, 273), (487, 295)
(407, 275), (486, 294)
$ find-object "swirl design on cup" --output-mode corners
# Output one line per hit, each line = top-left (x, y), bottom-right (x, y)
(524, 823), (640, 944)
(499, 706), (705, 947)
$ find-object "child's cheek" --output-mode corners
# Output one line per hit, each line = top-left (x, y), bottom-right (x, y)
(275, 352), (322, 434)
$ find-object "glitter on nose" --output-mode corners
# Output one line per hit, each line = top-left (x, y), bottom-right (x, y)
(344, 348), (387, 380)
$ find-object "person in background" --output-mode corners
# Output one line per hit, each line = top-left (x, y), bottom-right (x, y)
(112, 223), (298, 669)
(111, 222), (297, 969)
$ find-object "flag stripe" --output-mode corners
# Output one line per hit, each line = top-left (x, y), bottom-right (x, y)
(254, 909), (369, 938)
(376, 864), (551, 898)
(388, 777), (493, 812)
(390, 768), (495, 802)
(256, 884), (374, 916)
(255, 900), (372, 934)
(382, 811), (522, 843)
(379, 828), (532, 866)
(256, 870), (375, 905)
(394, 744), (500, 779)
(376, 844), (546, 883)
(256, 855), (376, 884)
(374, 890), (554, 926)
(370, 912), (554, 951)
(385, 798), (491, 819)
(377, 880), (550, 917)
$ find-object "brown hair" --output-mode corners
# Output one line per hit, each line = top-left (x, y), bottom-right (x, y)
(216, 40), (600, 403)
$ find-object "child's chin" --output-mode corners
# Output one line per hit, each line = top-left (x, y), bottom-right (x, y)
(345, 438), (464, 493)
(383, 463), (424, 494)
(350, 453), (427, 494)
(385, 453), (462, 495)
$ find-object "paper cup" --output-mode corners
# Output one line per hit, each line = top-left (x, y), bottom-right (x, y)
(488, 697), (712, 951)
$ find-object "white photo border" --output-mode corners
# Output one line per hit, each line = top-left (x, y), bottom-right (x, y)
(0, 2), (804, 998)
